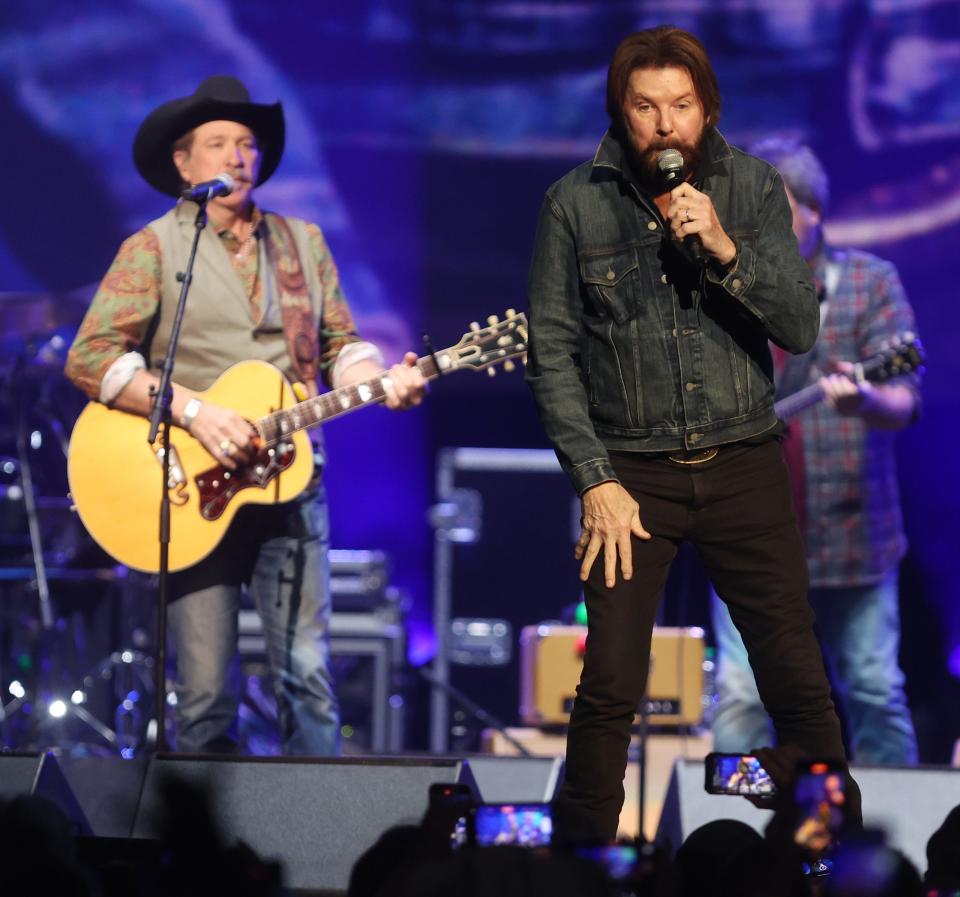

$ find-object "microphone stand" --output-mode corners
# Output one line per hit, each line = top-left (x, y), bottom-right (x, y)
(416, 665), (533, 758)
(146, 199), (208, 752)
(10, 349), (54, 631)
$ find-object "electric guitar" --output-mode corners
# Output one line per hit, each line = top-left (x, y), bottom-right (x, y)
(773, 333), (924, 422)
(67, 311), (528, 573)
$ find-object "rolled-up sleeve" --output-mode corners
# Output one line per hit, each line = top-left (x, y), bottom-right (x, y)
(65, 227), (162, 399)
(304, 222), (370, 389)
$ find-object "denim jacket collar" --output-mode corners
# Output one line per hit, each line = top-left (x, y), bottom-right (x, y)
(591, 127), (734, 186)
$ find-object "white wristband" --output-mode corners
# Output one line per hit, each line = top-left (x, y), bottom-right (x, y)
(179, 397), (203, 431)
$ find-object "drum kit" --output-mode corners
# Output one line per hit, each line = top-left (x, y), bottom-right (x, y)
(0, 290), (156, 756)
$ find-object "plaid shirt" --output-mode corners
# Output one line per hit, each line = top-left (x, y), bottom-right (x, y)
(66, 206), (361, 399)
(778, 246), (920, 588)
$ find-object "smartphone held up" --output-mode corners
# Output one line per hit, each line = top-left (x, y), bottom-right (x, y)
(471, 803), (553, 848)
(793, 759), (846, 857)
(704, 752), (777, 796)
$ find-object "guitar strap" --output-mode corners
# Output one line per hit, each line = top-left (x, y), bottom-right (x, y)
(261, 213), (319, 398)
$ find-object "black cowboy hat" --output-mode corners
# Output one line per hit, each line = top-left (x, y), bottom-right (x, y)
(133, 75), (285, 197)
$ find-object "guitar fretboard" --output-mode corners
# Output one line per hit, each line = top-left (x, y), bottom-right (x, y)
(257, 354), (442, 446)
(774, 341), (920, 423)
(774, 383), (825, 422)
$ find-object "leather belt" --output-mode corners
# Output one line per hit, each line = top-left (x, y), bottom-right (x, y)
(667, 446), (720, 465)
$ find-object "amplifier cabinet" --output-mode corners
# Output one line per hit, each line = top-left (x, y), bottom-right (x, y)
(519, 624), (705, 726)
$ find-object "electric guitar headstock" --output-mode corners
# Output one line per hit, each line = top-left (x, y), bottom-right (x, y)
(443, 309), (528, 376)
(859, 332), (925, 384)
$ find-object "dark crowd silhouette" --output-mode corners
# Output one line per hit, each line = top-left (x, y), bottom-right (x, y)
(1, 749), (957, 897)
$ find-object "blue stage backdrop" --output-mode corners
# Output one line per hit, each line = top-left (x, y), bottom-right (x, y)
(2, 1), (958, 757)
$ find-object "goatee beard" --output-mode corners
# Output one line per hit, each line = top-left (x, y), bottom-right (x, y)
(628, 134), (707, 194)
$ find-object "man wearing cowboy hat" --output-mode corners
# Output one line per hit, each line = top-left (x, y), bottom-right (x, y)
(66, 75), (425, 755)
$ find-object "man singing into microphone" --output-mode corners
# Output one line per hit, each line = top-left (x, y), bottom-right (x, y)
(65, 76), (425, 755)
(526, 26), (857, 838)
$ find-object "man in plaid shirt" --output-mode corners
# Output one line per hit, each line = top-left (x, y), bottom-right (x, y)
(710, 138), (920, 764)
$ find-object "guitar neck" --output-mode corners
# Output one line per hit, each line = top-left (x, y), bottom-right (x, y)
(774, 382), (826, 422)
(256, 353), (445, 445)
(773, 341), (920, 423)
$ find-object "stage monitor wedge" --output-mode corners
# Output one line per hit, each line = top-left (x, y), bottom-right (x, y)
(132, 753), (462, 892)
(460, 755), (564, 804)
(0, 751), (92, 836)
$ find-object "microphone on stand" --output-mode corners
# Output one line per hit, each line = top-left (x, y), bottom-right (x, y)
(181, 173), (235, 203)
(656, 149), (704, 263)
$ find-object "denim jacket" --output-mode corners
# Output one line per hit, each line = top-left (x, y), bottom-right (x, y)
(526, 128), (819, 494)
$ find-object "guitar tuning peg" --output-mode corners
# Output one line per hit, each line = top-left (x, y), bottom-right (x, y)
(503, 360), (515, 373)
(487, 367), (497, 377)
(470, 321), (480, 332)
(506, 307), (517, 319)
(487, 314), (499, 326)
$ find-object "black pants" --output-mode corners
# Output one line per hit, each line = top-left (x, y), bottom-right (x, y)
(556, 440), (855, 838)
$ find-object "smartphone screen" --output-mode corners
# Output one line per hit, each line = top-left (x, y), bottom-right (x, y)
(801, 858), (833, 877)
(704, 753), (776, 795)
(426, 783), (474, 850)
(793, 761), (845, 856)
(472, 803), (552, 847)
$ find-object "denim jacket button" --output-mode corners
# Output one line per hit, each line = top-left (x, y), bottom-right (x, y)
(606, 270), (616, 281)
(731, 277), (743, 290)
(685, 382), (697, 392)
(660, 274), (669, 284)
(647, 221), (658, 231)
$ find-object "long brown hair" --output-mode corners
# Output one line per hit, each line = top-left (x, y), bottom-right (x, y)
(606, 26), (721, 133)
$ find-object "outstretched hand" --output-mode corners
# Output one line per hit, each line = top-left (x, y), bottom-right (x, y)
(576, 481), (651, 588)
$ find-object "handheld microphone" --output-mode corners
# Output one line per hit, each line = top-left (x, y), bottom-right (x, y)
(181, 173), (235, 203)
(656, 148), (686, 189)
(656, 149), (704, 263)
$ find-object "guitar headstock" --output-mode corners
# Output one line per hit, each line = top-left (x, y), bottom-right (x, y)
(862, 332), (926, 384)
(446, 309), (529, 376)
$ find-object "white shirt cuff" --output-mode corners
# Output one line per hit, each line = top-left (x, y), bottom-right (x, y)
(99, 352), (146, 406)
(330, 341), (384, 389)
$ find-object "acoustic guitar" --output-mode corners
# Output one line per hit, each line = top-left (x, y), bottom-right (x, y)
(67, 311), (528, 572)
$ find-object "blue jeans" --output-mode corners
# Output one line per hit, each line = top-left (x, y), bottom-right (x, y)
(167, 487), (339, 756)
(710, 569), (917, 764)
